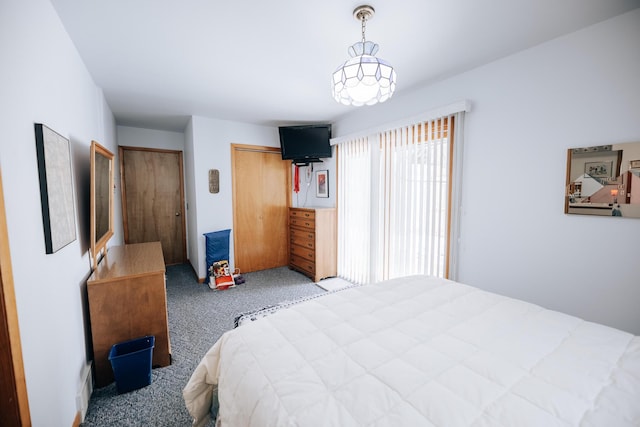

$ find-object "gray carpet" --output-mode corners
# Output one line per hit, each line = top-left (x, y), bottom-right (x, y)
(81, 264), (325, 426)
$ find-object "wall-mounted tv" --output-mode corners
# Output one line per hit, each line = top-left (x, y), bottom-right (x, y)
(278, 124), (332, 163)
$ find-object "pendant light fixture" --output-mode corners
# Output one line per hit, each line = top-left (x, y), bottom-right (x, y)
(331, 5), (396, 106)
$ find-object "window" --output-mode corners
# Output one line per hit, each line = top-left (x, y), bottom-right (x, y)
(337, 108), (466, 284)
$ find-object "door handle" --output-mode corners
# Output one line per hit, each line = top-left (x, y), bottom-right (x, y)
(175, 212), (181, 216)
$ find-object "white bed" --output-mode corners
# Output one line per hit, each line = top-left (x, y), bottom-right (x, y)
(183, 275), (640, 426)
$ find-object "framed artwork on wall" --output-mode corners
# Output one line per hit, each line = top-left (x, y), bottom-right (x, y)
(565, 141), (640, 218)
(584, 161), (613, 178)
(316, 170), (328, 198)
(34, 123), (77, 253)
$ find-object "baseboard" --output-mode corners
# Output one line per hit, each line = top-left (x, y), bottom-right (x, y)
(75, 361), (93, 423)
(72, 411), (81, 427)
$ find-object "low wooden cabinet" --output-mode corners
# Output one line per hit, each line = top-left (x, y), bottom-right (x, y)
(288, 207), (337, 282)
(87, 242), (171, 387)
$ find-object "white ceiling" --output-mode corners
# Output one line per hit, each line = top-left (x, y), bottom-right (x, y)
(50, 0), (639, 132)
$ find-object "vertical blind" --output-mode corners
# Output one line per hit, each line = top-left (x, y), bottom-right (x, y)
(337, 112), (463, 284)
(337, 136), (372, 284)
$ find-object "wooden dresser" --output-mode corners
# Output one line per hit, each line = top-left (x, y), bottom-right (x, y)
(288, 207), (337, 282)
(87, 241), (171, 387)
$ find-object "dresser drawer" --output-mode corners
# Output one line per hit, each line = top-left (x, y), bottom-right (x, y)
(290, 254), (315, 276)
(290, 244), (315, 261)
(290, 217), (315, 229)
(290, 228), (315, 249)
(290, 209), (315, 220)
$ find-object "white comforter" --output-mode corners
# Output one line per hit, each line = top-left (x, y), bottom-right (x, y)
(183, 275), (640, 426)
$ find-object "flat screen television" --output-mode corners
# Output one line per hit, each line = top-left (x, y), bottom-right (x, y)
(278, 124), (332, 163)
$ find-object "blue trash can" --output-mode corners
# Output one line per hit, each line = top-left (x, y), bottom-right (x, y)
(108, 335), (155, 393)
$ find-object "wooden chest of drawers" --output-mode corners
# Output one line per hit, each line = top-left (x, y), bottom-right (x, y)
(288, 207), (336, 282)
(87, 242), (171, 387)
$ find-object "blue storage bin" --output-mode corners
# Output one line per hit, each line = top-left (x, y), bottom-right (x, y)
(203, 229), (231, 285)
(108, 335), (155, 394)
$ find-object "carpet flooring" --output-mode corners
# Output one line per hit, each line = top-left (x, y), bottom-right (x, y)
(81, 264), (326, 426)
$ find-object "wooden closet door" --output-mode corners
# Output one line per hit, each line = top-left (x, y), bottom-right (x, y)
(232, 144), (290, 272)
(120, 147), (186, 265)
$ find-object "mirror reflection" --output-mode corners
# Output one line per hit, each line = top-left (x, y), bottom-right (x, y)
(565, 141), (640, 218)
(90, 140), (114, 270)
(94, 152), (110, 240)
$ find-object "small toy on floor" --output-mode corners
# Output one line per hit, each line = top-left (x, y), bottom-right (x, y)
(233, 268), (245, 285)
(208, 260), (235, 290)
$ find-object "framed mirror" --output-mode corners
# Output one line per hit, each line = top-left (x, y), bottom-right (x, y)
(90, 140), (114, 269)
(565, 141), (640, 218)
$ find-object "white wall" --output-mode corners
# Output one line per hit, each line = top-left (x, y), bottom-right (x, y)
(290, 147), (337, 209)
(184, 119), (198, 276)
(187, 116), (280, 280)
(333, 9), (640, 334)
(117, 125), (185, 151)
(0, 1), (120, 425)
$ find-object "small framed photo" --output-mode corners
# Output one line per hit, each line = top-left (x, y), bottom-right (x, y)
(316, 170), (329, 198)
(584, 161), (613, 178)
(630, 159), (640, 169)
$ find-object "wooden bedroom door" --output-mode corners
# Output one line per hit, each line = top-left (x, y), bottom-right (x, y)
(0, 170), (31, 426)
(120, 147), (187, 265)
(231, 144), (290, 273)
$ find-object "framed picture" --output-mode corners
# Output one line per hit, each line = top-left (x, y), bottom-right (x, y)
(630, 159), (640, 169)
(584, 161), (613, 178)
(34, 123), (77, 253)
(316, 170), (329, 198)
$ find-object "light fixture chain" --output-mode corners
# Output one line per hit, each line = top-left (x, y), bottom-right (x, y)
(361, 14), (367, 44)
